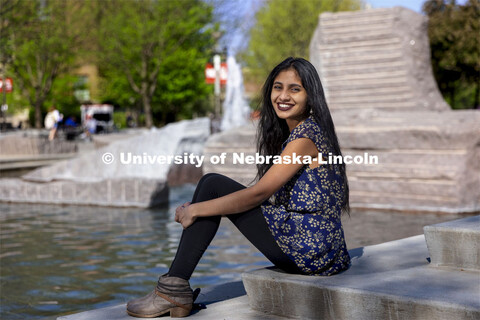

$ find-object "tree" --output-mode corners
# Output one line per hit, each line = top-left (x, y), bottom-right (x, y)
(97, 0), (215, 128)
(0, 0), (20, 71)
(423, 0), (479, 109)
(6, 0), (86, 128)
(242, 0), (363, 80)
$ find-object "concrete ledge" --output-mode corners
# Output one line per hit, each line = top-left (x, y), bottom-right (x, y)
(242, 235), (480, 320)
(424, 215), (480, 270)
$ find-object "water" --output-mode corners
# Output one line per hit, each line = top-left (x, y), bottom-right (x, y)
(0, 184), (269, 320)
(220, 56), (250, 131)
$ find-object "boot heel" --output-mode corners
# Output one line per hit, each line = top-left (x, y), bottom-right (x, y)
(170, 306), (191, 318)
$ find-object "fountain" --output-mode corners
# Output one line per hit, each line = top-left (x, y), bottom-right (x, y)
(220, 56), (251, 131)
(0, 118), (211, 207)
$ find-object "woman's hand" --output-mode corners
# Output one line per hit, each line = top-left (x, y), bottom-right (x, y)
(175, 202), (196, 229)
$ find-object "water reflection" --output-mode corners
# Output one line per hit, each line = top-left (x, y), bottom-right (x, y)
(0, 184), (270, 320)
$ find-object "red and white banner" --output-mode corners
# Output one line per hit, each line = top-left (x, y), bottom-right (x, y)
(205, 63), (227, 85)
(0, 78), (13, 93)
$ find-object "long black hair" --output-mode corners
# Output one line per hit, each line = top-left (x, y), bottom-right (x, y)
(256, 57), (350, 215)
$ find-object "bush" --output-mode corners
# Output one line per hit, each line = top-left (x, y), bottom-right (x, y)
(113, 111), (127, 129)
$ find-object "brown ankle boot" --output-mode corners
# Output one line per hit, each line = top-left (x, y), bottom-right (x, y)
(127, 274), (193, 318)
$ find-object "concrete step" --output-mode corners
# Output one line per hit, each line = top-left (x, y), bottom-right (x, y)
(330, 101), (416, 110)
(321, 62), (408, 77)
(350, 179), (457, 198)
(326, 76), (408, 88)
(319, 32), (397, 44)
(320, 8), (394, 26)
(318, 42), (401, 56)
(326, 85), (411, 97)
(326, 69), (407, 82)
(328, 92), (414, 104)
(346, 163), (460, 180)
(319, 22), (394, 39)
(320, 17), (393, 30)
(316, 37), (401, 51)
(348, 191), (461, 212)
(320, 51), (403, 65)
(242, 235), (480, 320)
(424, 215), (480, 270)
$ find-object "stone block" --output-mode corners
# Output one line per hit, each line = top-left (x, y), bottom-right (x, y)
(310, 7), (448, 111)
(88, 179), (108, 205)
(242, 236), (480, 320)
(424, 215), (480, 270)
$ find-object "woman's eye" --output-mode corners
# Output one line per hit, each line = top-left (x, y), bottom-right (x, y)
(291, 88), (300, 92)
(273, 85), (282, 90)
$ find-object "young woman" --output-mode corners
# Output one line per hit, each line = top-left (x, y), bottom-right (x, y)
(126, 57), (350, 318)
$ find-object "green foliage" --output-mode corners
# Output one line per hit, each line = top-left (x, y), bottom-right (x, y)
(2, 0), (216, 129)
(4, 0), (87, 127)
(47, 74), (83, 119)
(242, 0), (363, 80)
(113, 111), (127, 129)
(152, 48), (214, 124)
(99, 69), (137, 110)
(96, 0), (216, 127)
(423, 0), (480, 109)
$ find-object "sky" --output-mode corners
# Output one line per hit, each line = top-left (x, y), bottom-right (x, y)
(366, 0), (468, 12)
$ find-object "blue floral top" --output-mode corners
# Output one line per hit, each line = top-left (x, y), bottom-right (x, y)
(261, 116), (350, 276)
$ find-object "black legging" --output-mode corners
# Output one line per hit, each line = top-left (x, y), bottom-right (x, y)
(168, 173), (303, 280)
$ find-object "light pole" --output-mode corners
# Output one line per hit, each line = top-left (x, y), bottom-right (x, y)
(213, 54), (221, 119)
(1, 66), (7, 131)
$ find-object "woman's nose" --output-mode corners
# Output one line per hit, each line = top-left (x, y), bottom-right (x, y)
(278, 90), (290, 101)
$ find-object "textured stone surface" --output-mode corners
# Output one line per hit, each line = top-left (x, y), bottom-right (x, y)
(424, 215), (480, 270)
(310, 7), (448, 112)
(0, 177), (168, 208)
(242, 235), (480, 320)
(333, 109), (480, 213)
(167, 133), (208, 186)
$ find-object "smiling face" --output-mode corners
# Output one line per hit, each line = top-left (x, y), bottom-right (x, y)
(271, 68), (308, 131)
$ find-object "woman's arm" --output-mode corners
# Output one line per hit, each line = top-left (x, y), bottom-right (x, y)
(175, 137), (318, 228)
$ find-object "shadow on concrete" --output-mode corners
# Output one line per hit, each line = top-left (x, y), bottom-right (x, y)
(191, 281), (246, 314)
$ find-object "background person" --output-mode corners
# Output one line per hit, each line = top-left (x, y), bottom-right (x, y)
(81, 113), (97, 141)
(44, 105), (63, 141)
(126, 57), (350, 318)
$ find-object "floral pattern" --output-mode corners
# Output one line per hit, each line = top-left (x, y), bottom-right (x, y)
(261, 116), (350, 276)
